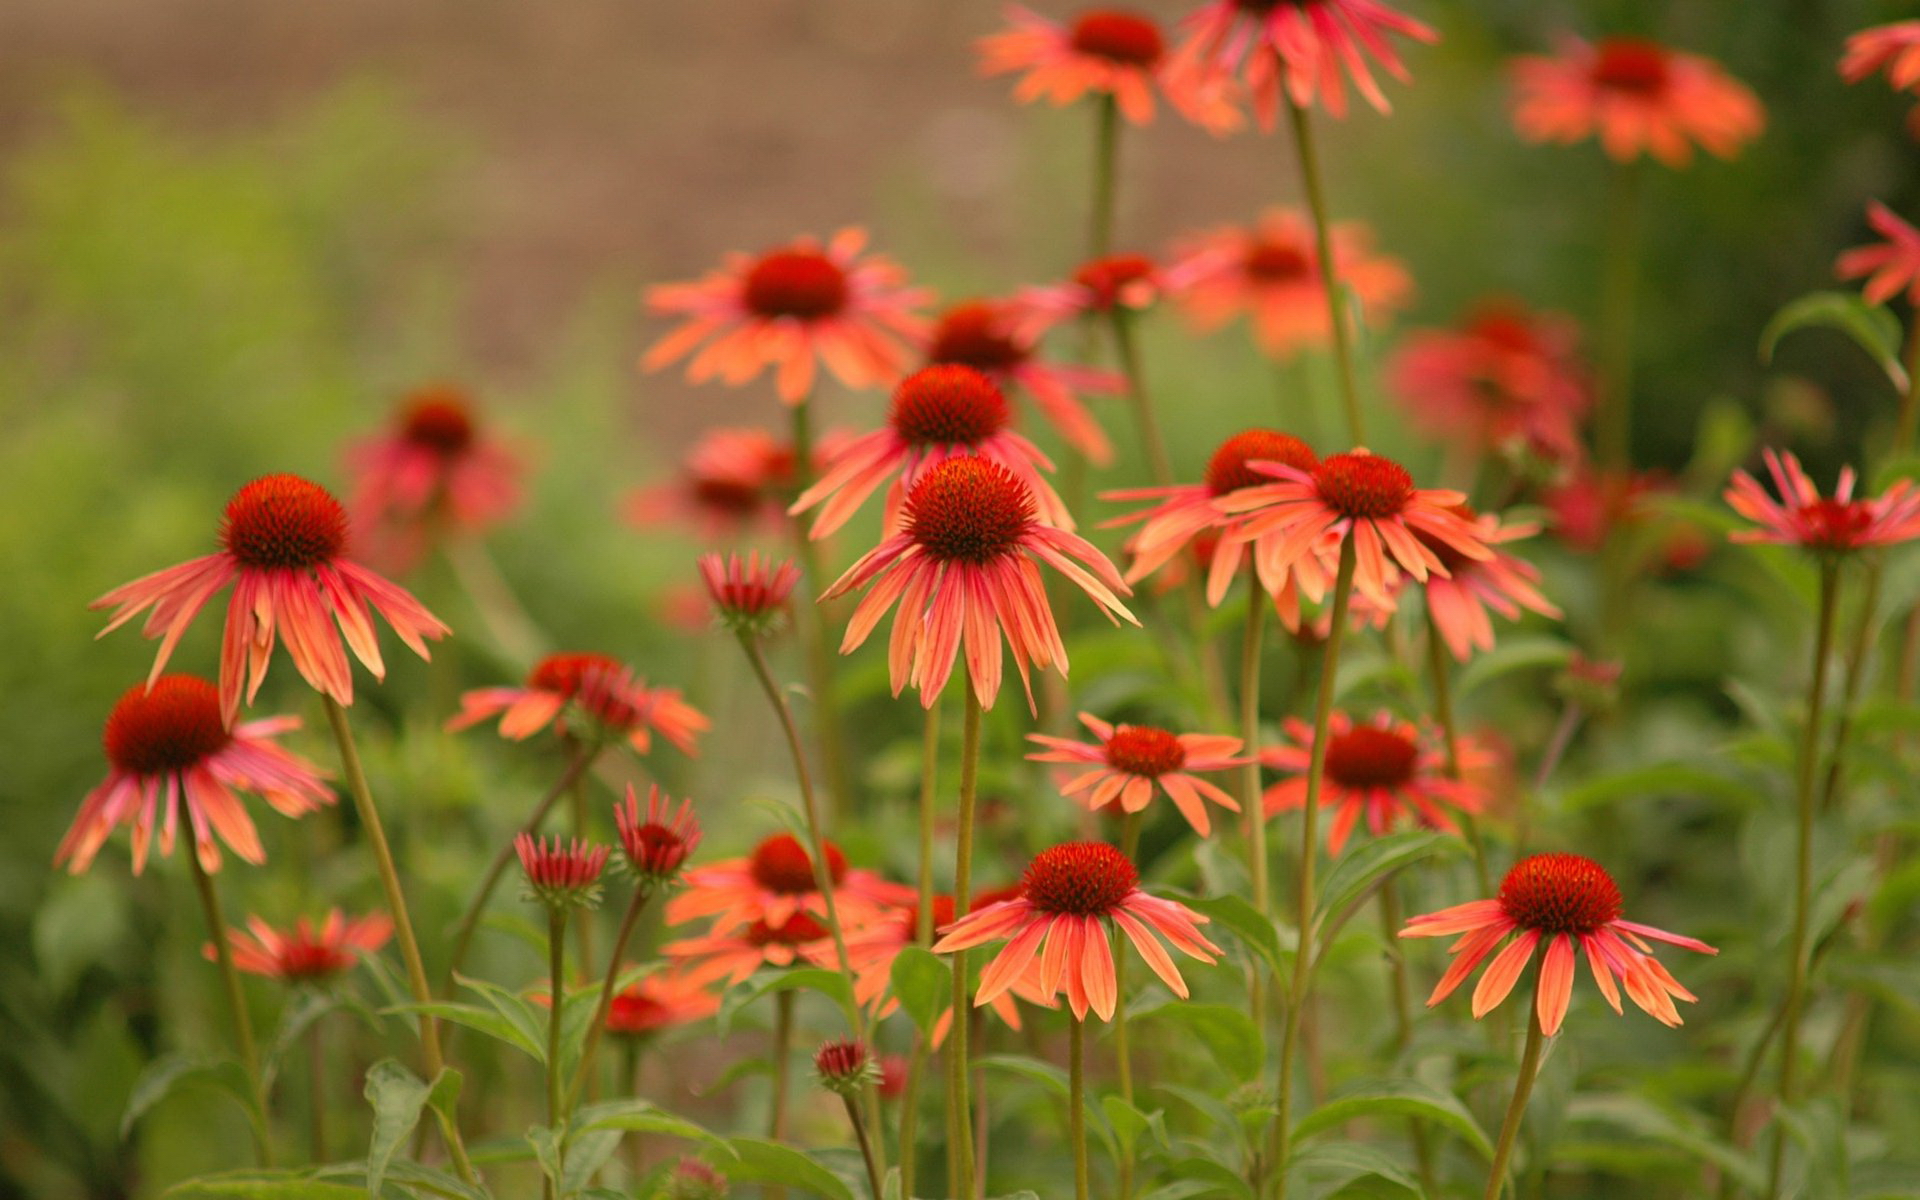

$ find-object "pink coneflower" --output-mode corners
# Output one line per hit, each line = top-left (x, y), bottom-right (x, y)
(979, 7), (1166, 124)
(447, 651), (708, 756)
(56, 675), (333, 875)
(1168, 0), (1438, 126)
(210, 909), (392, 983)
(344, 383), (521, 568)
(1510, 37), (1764, 167)
(1840, 21), (1920, 137)
(665, 833), (911, 938)
(1400, 852), (1717, 1035)
(934, 842), (1220, 1021)
(790, 365), (1070, 539)
(624, 427), (810, 541)
(819, 893), (1028, 1043)
(1168, 210), (1412, 360)
(823, 455), (1137, 710)
(1028, 713), (1246, 836)
(1261, 710), (1485, 852)
(1016, 253), (1165, 340)
(92, 474), (449, 728)
(1725, 448), (1920, 556)
(1387, 302), (1592, 466)
(642, 229), (930, 404)
(517, 833), (611, 909)
(1541, 467), (1656, 554)
(664, 911), (836, 988)
(1217, 449), (1492, 605)
(700, 550), (801, 636)
(924, 300), (1124, 465)
(602, 970), (721, 1038)
(1836, 201), (1920, 307)
(615, 783), (702, 887)
(1415, 507), (1562, 661)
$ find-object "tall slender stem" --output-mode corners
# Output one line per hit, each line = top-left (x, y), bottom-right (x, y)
(843, 1092), (886, 1200)
(1484, 972), (1548, 1200)
(624, 1040), (645, 1184)
(443, 537), (547, 668)
(900, 700), (942, 1199)
(1597, 159), (1644, 472)
(565, 884), (654, 1113)
(789, 400), (857, 823)
(1109, 312), (1172, 486)
(1424, 608), (1493, 894)
(1070, 1016), (1091, 1200)
(1089, 94), (1120, 260)
(1285, 98), (1365, 445)
(1114, 813), (1142, 1200)
(768, 990), (795, 1200)
(544, 907), (568, 1200)
(1272, 538), (1357, 1199)
(305, 1018), (326, 1163)
(187, 850), (272, 1166)
(1379, 877), (1440, 1197)
(1240, 574), (1272, 1036)
(1765, 562), (1842, 1200)
(948, 685), (984, 1200)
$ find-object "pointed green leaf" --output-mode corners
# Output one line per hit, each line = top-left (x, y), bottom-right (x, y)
(573, 1098), (733, 1155)
(716, 968), (857, 1036)
(1314, 831), (1459, 931)
(719, 1136), (856, 1200)
(1284, 1141), (1420, 1196)
(364, 1058), (441, 1196)
(1760, 291), (1909, 391)
(1179, 893), (1285, 978)
(161, 1172), (363, 1199)
(1290, 1081), (1493, 1160)
(887, 947), (950, 1034)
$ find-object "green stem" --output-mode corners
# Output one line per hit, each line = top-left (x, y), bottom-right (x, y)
(1070, 1016), (1090, 1200)
(899, 1031), (929, 1200)
(1240, 573), (1272, 1036)
(1089, 94), (1120, 260)
(1272, 538), (1357, 1199)
(788, 398), (857, 823)
(187, 850), (273, 1167)
(1597, 159), (1644, 472)
(949, 685), (984, 1200)
(624, 1040), (645, 1184)
(1484, 972), (1548, 1200)
(1114, 813), (1142, 1200)
(1380, 876), (1440, 1196)
(544, 907), (568, 1200)
(844, 1092), (886, 1200)
(1285, 98), (1364, 445)
(564, 884), (654, 1114)
(443, 536), (547, 669)
(306, 1018), (326, 1163)
(769, 990), (795, 1200)
(900, 699), (941, 1200)
(1425, 608), (1493, 895)
(1109, 311), (1172, 487)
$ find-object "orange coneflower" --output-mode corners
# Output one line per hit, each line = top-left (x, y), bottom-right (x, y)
(1415, 507), (1561, 661)
(664, 833), (910, 938)
(664, 911), (836, 988)
(344, 383), (522, 569)
(1840, 21), (1920, 137)
(1261, 710), (1486, 852)
(1510, 36), (1764, 167)
(979, 7), (1165, 124)
(1725, 448), (1920, 555)
(211, 909), (393, 983)
(1015, 253), (1165, 340)
(924, 300), (1124, 465)
(816, 894), (1027, 1045)
(699, 551), (802, 636)
(1836, 201), (1920, 307)
(447, 651), (708, 756)
(824, 455), (1137, 710)
(603, 971), (721, 1037)
(625, 427), (819, 541)
(1028, 713), (1246, 836)
(92, 474), (449, 728)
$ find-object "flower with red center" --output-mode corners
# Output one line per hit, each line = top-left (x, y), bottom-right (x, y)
(1217, 448), (1492, 606)
(924, 300), (1124, 465)
(1015, 253), (1166, 340)
(1413, 507), (1562, 661)
(1541, 467), (1655, 553)
(1840, 21), (1920, 137)
(814, 893), (1028, 1045)
(93, 474), (450, 728)
(1510, 36), (1764, 167)
(211, 909), (392, 983)
(1167, 0), (1438, 127)
(813, 1037), (880, 1097)
(516, 833), (611, 910)
(663, 910), (837, 988)
(977, 6), (1237, 130)
(1725, 448), (1920, 556)
(447, 651), (709, 756)
(56, 675), (334, 875)
(625, 427), (825, 540)
(666, 833), (912, 938)
(935, 842), (1220, 1021)
(1836, 201), (1920, 307)
(823, 455), (1137, 710)
(344, 383), (522, 569)
(604, 970), (721, 1037)
(1261, 710), (1486, 852)
(1167, 210), (1412, 361)
(1400, 852), (1717, 1035)
(664, 1158), (730, 1200)
(1028, 712), (1246, 836)
(614, 783), (702, 887)
(791, 365), (1070, 539)
(1387, 301), (1592, 466)
(699, 551), (801, 636)
(642, 229), (930, 404)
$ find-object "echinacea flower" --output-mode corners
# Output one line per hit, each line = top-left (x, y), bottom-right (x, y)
(1261, 710), (1486, 852)
(813, 1037), (880, 1096)
(210, 909), (393, 983)
(934, 841), (1221, 1021)
(700, 550), (801, 636)
(1724, 448), (1920, 556)
(602, 970), (721, 1037)
(1541, 467), (1657, 554)
(823, 455), (1138, 710)
(1386, 302), (1592, 466)
(1168, 0), (1438, 126)
(817, 894), (1027, 1043)
(1217, 449), (1493, 606)
(1400, 852), (1717, 1035)
(924, 300), (1124, 465)
(1028, 712), (1246, 836)
(978, 7), (1166, 124)
(790, 365), (1070, 538)
(517, 833), (611, 909)
(92, 474), (450, 727)
(1167, 210), (1412, 360)
(56, 675), (334, 875)
(665, 833), (911, 938)
(624, 427), (812, 541)
(1840, 21), (1920, 137)
(1836, 201), (1920, 307)
(343, 383), (522, 568)
(664, 911), (835, 988)
(615, 783), (702, 887)
(1415, 507), (1562, 661)
(447, 651), (708, 756)
(643, 229), (930, 404)
(1015, 253), (1164, 340)
(1510, 36), (1764, 167)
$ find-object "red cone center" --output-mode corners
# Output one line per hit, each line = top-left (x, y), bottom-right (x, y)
(1312, 452), (1414, 520)
(1206, 429), (1318, 495)
(1069, 11), (1165, 67)
(743, 249), (849, 320)
(1498, 852), (1624, 935)
(1324, 724), (1419, 790)
(1073, 253), (1158, 311)
(749, 833), (848, 894)
(1020, 841), (1139, 917)
(104, 675), (232, 775)
(1103, 725), (1187, 777)
(527, 652), (624, 697)
(904, 456), (1036, 564)
(401, 392), (476, 454)
(1592, 39), (1672, 95)
(890, 365), (1010, 447)
(927, 303), (1029, 373)
(1243, 241), (1313, 282)
(221, 474), (349, 571)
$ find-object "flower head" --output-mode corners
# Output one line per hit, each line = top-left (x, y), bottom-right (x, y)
(824, 455), (1137, 710)
(1510, 36), (1764, 166)
(1387, 302), (1592, 466)
(1840, 21), (1920, 137)
(643, 229), (930, 404)
(1016, 253), (1166, 340)
(925, 300), (1124, 465)
(600, 969), (720, 1038)
(814, 892), (1027, 1045)
(626, 428), (816, 540)
(666, 833), (911, 938)
(813, 1037), (880, 1097)
(344, 383), (522, 568)
(1028, 713), (1246, 836)
(933, 842), (1221, 1021)
(516, 833), (611, 910)
(1836, 201), (1920, 307)
(1725, 448), (1920, 557)
(1415, 506), (1562, 661)
(1401, 852), (1717, 1035)
(210, 909), (392, 983)
(979, 7), (1160, 123)
(92, 474), (450, 728)
(663, 1158), (730, 1200)
(1261, 710), (1486, 852)
(615, 784), (702, 887)
(663, 911), (837, 988)
(57, 675), (334, 875)
(447, 651), (708, 756)
(699, 551), (801, 636)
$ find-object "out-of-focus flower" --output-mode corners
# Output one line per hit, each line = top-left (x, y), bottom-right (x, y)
(1840, 21), (1920, 137)
(1168, 210), (1412, 361)
(92, 474), (449, 728)
(935, 842), (1221, 1022)
(977, 7), (1205, 127)
(666, 833), (910, 938)
(1414, 507), (1562, 661)
(1836, 201), (1920, 307)
(664, 911), (836, 987)
(1400, 852), (1717, 1035)
(1016, 253), (1165, 340)
(625, 428), (816, 541)
(592, 970), (720, 1038)
(516, 833), (611, 910)
(344, 383), (522, 569)
(813, 1037), (880, 1096)
(824, 456), (1137, 710)
(1028, 713), (1245, 836)
(663, 1157), (730, 1200)
(56, 675), (333, 875)
(819, 893), (1027, 1045)
(699, 551), (801, 637)
(210, 909), (392, 983)
(1387, 302), (1592, 466)
(447, 651), (708, 756)
(615, 784), (701, 888)
(1510, 36), (1763, 167)
(643, 229), (929, 404)
(1541, 467), (1658, 554)
(1725, 448), (1920, 556)
(1261, 710), (1485, 852)
(877, 1054), (909, 1099)
(924, 300), (1124, 465)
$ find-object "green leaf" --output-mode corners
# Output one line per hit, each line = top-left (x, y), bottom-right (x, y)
(121, 1052), (259, 1139)
(563, 1130), (623, 1196)
(1566, 1095), (1764, 1192)
(385, 1001), (545, 1062)
(1314, 831), (1459, 932)
(1143, 1157), (1255, 1200)
(1760, 291), (1910, 391)
(976, 1054), (1115, 1159)
(455, 974), (551, 1057)
(263, 990), (343, 1095)
(33, 872), (128, 1000)
(1134, 1001), (1262, 1082)
(719, 1136), (856, 1200)
(716, 968), (857, 1037)
(364, 1058), (442, 1197)
(1284, 1141), (1421, 1197)
(1101, 1095), (1167, 1159)
(1455, 635), (1575, 700)
(573, 1098), (733, 1155)
(887, 947), (950, 1034)
(1180, 893), (1286, 978)
(1290, 1081), (1493, 1160)
(161, 1172), (364, 1199)
(1558, 763), (1754, 815)
(527, 1124), (562, 1191)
